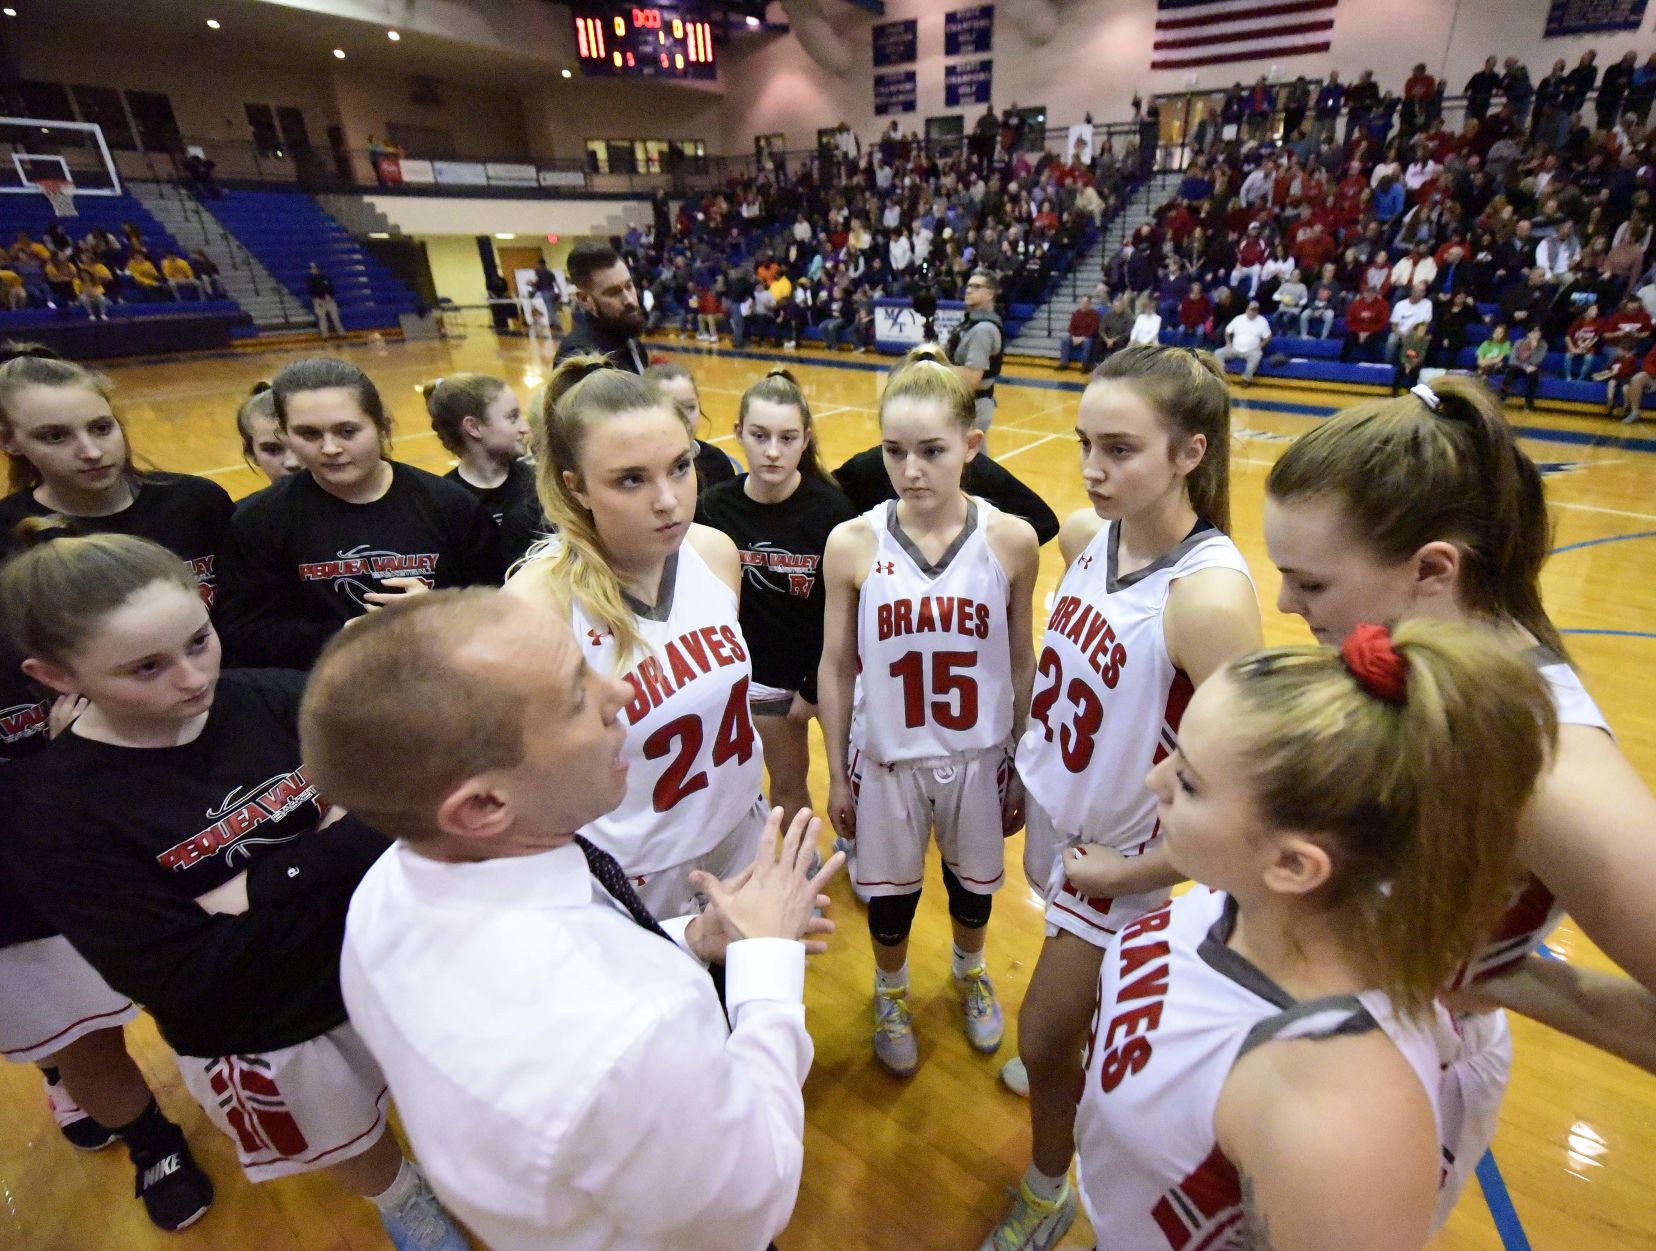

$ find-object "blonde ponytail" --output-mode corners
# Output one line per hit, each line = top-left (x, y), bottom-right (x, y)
(521, 354), (692, 666)
(881, 344), (975, 432)
(1224, 619), (1557, 1017)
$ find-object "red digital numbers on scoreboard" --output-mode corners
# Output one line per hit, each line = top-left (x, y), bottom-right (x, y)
(572, 6), (713, 77)
(574, 14), (608, 60)
(685, 19), (711, 62)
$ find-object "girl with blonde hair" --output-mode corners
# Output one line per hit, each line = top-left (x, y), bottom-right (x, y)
(819, 346), (1040, 1079)
(506, 355), (766, 919)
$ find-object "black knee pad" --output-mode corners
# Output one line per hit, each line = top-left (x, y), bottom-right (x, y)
(867, 890), (921, 947)
(943, 863), (993, 929)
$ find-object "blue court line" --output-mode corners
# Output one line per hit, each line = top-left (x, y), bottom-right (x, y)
(1560, 628), (1656, 639)
(1477, 1152), (1534, 1251)
(1552, 530), (1656, 555)
(664, 343), (1656, 456)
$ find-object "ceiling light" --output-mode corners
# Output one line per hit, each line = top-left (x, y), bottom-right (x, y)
(745, 15), (761, 26)
(387, 30), (400, 41)
(561, 68), (573, 79)
(3, 7), (18, 14)
(206, 18), (221, 29)
(368, 232), (390, 239)
(494, 232), (515, 240)
(333, 47), (347, 59)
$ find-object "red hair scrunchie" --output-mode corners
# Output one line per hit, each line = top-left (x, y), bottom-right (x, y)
(1339, 623), (1408, 705)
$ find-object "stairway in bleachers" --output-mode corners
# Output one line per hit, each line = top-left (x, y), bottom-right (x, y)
(197, 190), (419, 332)
(1008, 171), (1179, 361)
(127, 182), (312, 331)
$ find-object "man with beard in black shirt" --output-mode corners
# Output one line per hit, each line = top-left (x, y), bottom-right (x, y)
(554, 242), (650, 374)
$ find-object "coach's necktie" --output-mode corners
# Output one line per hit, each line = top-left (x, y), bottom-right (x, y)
(574, 834), (672, 941)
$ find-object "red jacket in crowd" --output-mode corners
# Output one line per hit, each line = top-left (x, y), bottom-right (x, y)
(1179, 294), (1213, 330)
(1345, 293), (1391, 336)
(1292, 229), (1336, 273)
(1163, 204), (1196, 244)
(1566, 316), (1602, 354)
(1602, 307), (1653, 348)
(1068, 306), (1101, 338)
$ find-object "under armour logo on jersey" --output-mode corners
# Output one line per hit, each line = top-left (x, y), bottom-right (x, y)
(1076, 555), (1094, 569)
(875, 560), (895, 575)
(588, 628), (611, 647)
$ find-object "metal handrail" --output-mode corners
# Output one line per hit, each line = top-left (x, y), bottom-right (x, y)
(130, 115), (1160, 199)
(132, 150), (307, 324)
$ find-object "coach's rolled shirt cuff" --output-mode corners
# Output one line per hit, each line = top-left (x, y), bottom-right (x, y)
(724, 938), (807, 1014)
(660, 914), (703, 966)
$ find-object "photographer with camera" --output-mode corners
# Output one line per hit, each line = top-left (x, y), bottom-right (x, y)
(945, 267), (1005, 440)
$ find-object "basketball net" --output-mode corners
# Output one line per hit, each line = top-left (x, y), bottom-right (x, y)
(36, 179), (77, 218)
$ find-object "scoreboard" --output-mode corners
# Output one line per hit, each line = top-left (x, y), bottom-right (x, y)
(572, 6), (716, 80)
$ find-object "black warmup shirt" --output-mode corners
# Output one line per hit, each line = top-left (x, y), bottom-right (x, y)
(0, 472), (234, 948)
(696, 474), (857, 702)
(0, 739), (54, 949)
(695, 439), (738, 493)
(4, 669), (390, 1057)
(0, 472), (234, 603)
(215, 462), (504, 668)
(831, 447), (1061, 546)
(444, 458), (537, 528)
(499, 494), (550, 570)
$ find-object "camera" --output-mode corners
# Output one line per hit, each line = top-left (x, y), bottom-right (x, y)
(910, 264), (938, 341)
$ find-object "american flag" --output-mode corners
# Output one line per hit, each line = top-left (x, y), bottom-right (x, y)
(1152, 0), (1336, 72)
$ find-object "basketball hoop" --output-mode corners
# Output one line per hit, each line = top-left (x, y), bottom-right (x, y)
(35, 178), (77, 218)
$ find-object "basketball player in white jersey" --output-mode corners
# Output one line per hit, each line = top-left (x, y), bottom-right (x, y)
(1264, 377), (1656, 1227)
(1075, 621), (1556, 1251)
(983, 346), (1260, 1251)
(506, 356), (767, 920)
(819, 347), (1039, 1078)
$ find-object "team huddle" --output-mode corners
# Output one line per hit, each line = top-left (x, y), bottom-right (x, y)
(0, 329), (1652, 1251)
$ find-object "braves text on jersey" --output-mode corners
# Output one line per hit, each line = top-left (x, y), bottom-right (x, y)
(572, 540), (765, 877)
(852, 500), (1014, 764)
(1018, 520), (1253, 847)
(1073, 888), (1442, 1251)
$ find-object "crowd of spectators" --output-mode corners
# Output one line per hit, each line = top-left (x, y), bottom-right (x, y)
(1062, 48), (1656, 417)
(614, 108), (1139, 352)
(0, 219), (226, 321)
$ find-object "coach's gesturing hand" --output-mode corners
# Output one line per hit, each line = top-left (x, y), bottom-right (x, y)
(688, 807), (844, 963)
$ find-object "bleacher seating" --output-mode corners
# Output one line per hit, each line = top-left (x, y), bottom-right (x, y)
(0, 191), (245, 334)
(200, 190), (419, 331)
(1174, 325), (1636, 408)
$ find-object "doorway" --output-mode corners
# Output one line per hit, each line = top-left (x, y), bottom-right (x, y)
(497, 246), (547, 298)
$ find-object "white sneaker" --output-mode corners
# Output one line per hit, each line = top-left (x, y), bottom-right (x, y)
(979, 1179), (1077, 1251)
(378, 1166), (470, 1251)
(956, 965), (1004, 1053)
(999, 1056), (1030, 1097)
(873, 985), (919, 1077)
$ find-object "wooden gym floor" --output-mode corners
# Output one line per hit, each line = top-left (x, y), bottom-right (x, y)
(1, 327), (1652, 1251)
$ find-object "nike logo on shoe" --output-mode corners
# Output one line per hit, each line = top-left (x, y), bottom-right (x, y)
(141, 1153), (182, 1189)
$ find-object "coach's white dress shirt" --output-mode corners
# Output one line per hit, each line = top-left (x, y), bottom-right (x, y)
(340, 840), (810, 1251)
